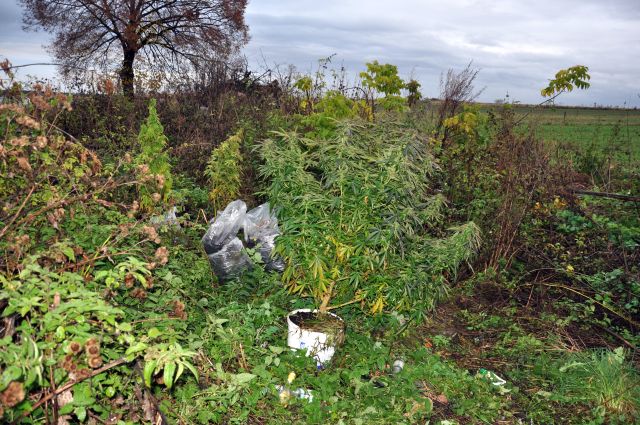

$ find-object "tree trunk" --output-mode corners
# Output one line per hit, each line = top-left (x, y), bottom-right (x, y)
(120, 49), (136, 98)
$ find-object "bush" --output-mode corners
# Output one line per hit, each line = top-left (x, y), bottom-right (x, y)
(260, 119), (480, 315)
(0, 78), (194, 423)
(136, 99), (173, 212)
(205, 130), (243, 214)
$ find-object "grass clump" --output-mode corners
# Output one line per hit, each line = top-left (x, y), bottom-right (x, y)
(549, 348), (640, 422)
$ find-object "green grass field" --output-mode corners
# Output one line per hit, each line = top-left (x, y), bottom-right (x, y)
(500, 105), (640, 161)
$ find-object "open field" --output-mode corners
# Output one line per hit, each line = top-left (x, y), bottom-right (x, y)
(490, 104), (640, 161)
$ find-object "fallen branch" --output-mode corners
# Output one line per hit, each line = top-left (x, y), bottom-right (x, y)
(570, 189), (640, 203)
(535, 282), (640, 328)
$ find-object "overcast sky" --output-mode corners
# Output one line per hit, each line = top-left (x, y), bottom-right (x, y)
(1, 0), (639, 106)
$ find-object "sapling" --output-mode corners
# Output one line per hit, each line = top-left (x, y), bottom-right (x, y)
(360, 61), (407, 115)
(205, 130), (243, 214)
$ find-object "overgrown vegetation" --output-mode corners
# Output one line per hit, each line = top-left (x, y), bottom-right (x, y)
(260, 121), (480, 314)
(1, 55), (638, 425)
(205, 131), (243, 214)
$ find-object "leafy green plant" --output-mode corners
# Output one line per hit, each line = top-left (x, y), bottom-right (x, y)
(360, 61), (406, 114)
(0, 74), (193, 422)
(204, 130), (243, 214)
(136, 98), (173, 211)
(541, 65), (591, 98)
(360, 61), (405, 98)
(550, 348), (640, 422)
(260, 120), (480, 315)
(294, 76), (314, 113)
(0, 260), (133, 422)
(143, 342), (198, 389)
(406, 79), (422, 107)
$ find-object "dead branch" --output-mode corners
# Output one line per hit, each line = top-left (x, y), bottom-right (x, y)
(570, 189), (640, 203)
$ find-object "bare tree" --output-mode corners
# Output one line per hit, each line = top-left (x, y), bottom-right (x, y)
(20, 0), (249, 97)
(436, 62), (484, 134)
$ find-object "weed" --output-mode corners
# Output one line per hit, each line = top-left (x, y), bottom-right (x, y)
(205, 130), (244, 214)
(136, 98), (173, 212)
(260, 120), (480, 315)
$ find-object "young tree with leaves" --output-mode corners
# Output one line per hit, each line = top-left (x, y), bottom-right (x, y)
(359, 61), (406, 114)
(20, 0), (249, 97)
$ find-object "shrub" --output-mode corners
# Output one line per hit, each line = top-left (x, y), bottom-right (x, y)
(0, 72), (193, 423)
(436, 62), (483, 136)
(406, 79), (422, 107)
(136, 99), (173, 211)
(260, 120), (480, 316)
(204, 130), (243, 214)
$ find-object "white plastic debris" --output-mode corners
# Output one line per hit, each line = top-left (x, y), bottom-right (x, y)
(392, 359), (405, 374)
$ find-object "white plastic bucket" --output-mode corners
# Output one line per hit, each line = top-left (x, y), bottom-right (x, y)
(286, 309), (344, 366)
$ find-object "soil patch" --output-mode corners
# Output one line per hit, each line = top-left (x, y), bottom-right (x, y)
(289, 311), (345, 342)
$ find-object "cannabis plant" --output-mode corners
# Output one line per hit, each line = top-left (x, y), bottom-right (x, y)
(260, 120), (480, 316)
(205, 130), (243, 214)
(136, 99), (172, 211)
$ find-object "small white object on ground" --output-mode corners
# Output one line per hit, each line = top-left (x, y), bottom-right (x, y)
(392, 359), (405, 374)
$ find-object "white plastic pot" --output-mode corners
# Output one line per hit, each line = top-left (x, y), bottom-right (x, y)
(286, 309), (344, 366)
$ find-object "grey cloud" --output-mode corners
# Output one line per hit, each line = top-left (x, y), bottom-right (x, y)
(1, 0), (638, 106)
(244, 0), (640, 106)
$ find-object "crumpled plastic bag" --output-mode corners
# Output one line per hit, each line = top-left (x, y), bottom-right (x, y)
(150, 206), (180, 228)
(202, 200), (247, 255)
(207, 237), (252, 279)
(202, 200), (284, 281)
(245, 203), (285, 273)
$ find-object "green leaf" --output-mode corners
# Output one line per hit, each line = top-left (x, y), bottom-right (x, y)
(125, 342), (147, 360)
(147, 327), (162, 339)
(269, 346), (285, 355)
(105, 386), (116, 398)
(74, 406), (87, 422)
(163, 362), (177, 389)
(72, 382), (95, 406)
(61, 246), (76, 262)
(117, 322), (132, 332)
(0, 366), (22, 391)
(230, 373), (256, 386)
(175, 362), (185, 383)
(184, 361), (199, 382)
(143, 360), (157, 388)
(59, 404), (74, 415)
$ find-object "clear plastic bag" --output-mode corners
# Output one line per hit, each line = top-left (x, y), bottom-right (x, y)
(201, 200), (247, 254)
(245, 203), (285, 272)
(244, 203), (277, 238)
(202, 200), (284, 281)
(150, 206), (180, 228)
(207, 237), (252, 280)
